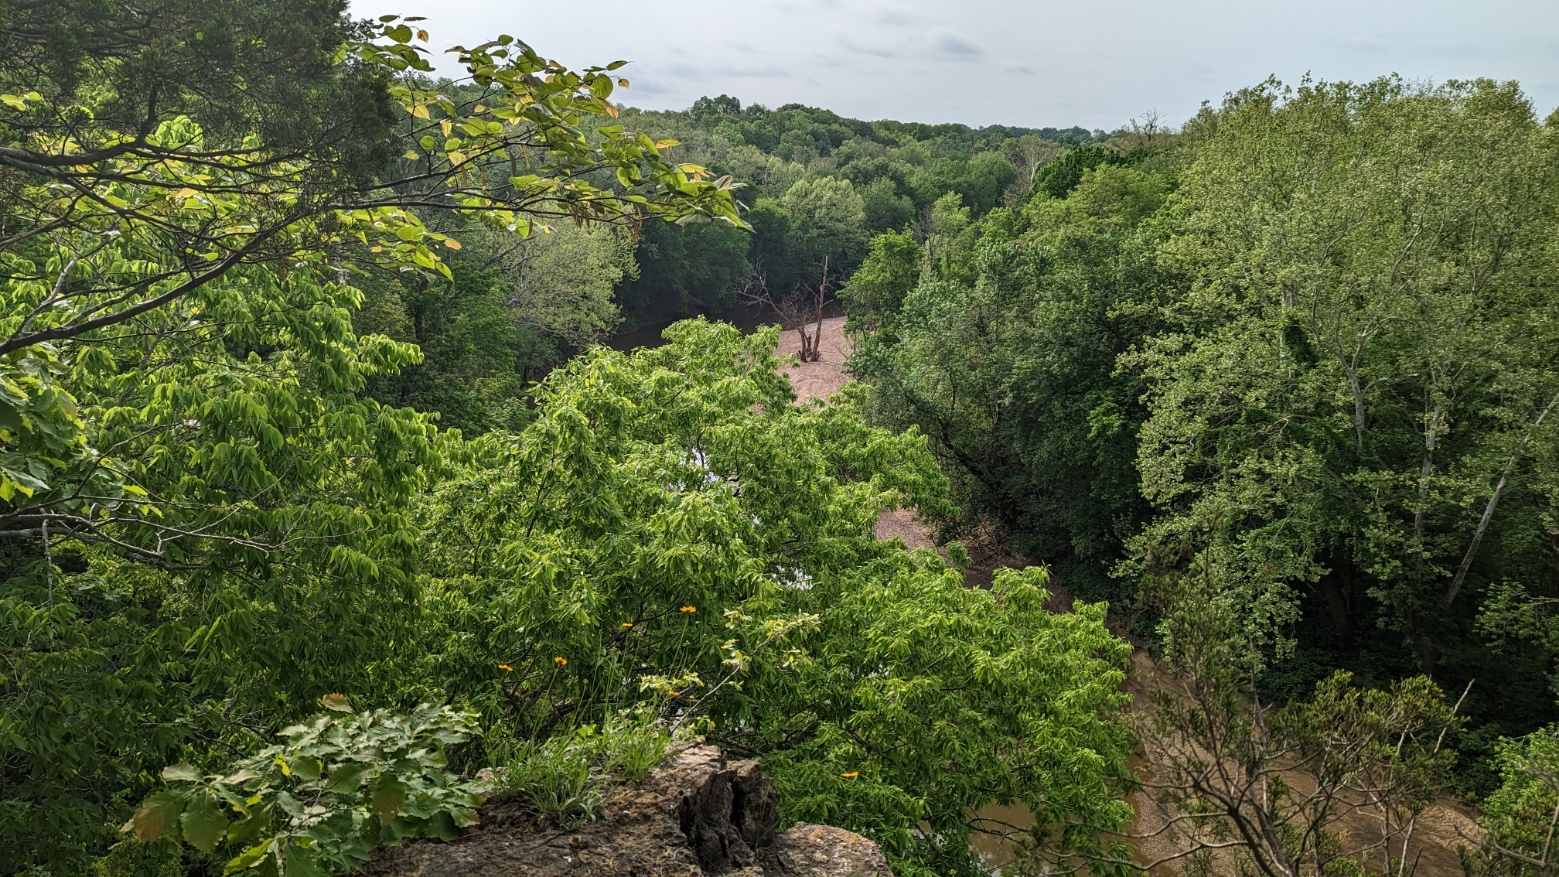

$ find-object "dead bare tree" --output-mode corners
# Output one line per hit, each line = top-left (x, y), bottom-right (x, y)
(1008, 134), (1063, 190)
(739, 257), (833, 363)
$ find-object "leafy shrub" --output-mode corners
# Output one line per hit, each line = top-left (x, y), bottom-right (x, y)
(1471, 726), (1559, 876)
(125, 698), (485, 876)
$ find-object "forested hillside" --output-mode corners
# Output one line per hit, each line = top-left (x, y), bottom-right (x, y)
(847, 76), (1559, 872)
(3, 3), (1559, 877)
(357, 91), (1109, 435)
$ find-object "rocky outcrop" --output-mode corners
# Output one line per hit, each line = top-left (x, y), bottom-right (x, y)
(760, 824), (894, 877)
(367, 742), (892, 877)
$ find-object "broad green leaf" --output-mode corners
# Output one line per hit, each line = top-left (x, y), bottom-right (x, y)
(283, 845), (330, 877)
(223, 842), (273, 875)
(370, 777), (407, 824)
(325, 762), (372, 793)
(180, 793), (229, 853)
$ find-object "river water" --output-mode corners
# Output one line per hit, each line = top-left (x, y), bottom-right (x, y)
(970, 802), (1038, 874)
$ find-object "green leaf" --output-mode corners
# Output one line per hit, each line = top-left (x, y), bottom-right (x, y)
(291, 757), (322, 782)
(422, 811), (460, 841)
(284, 845), (330, 877)
(129, 790), (186, 841)
(274, 791), (305, 818)
(324, 762), (371, 793)
(370, 777), (407, 823)
(181, 792), (229, 853)
(450, 806), (480, 828)
(223, 842), (273, 875)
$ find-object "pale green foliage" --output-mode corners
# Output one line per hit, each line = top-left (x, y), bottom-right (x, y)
(472, 221), (637, 346)
(1027, 164), (1170, 229)
(925, 191), (971, 246)
(781, 175), (871, 269)
(2, 14), (750, 867)
(838, 228), (923, 332)
(722, 144), (808, 199)
(1474, 727), (1559, 876)
(1, 255), (443, 866)
(412, 320), (1134, 875)
(0, 339), (97, 505)
(0, 15), (743, 538)
(126, 700), (484, 877)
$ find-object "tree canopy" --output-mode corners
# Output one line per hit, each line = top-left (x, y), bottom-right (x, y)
(847, 76), (1559, 810)
(0, 8), (1137, 876)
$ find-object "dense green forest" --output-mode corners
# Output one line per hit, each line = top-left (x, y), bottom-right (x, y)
(362, 90), (1109, 435)
(4, 3), (1559, 877)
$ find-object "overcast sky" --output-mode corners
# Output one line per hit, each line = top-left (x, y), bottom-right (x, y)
(350, 0), (1559, 131)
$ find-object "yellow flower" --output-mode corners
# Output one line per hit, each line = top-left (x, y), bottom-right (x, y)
(553, 656), (568, 666)
(498, 663), (513, 672)
(680, 605), (697, 614)
(840, 771), (859, 778)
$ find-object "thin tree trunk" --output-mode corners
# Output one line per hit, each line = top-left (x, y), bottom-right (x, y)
(1446, 387), (1559, 606)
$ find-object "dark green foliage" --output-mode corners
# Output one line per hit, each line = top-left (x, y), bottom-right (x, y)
(930, 151), (1021, 214)
(0, 0), (400, 190)
(746, 200), (805, 291)
(859, 177), (916, 233)
(851, 78), (1559, 819)
(1128, 79), (1559, 778)
(1030, 146), (1145, 200)
(353, 262), (554, 436)
(608, 95), (1114, 327)
(616, 219), (752, 326)
(852, 161), (1179, 603)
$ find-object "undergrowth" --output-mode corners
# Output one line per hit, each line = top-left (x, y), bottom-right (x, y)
(486, 712), (673, 828)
